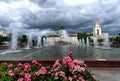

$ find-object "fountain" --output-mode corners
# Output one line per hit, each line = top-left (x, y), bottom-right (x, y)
(45, 38), (55, 46)
(60, 30), (71, 42)
(26, 33), (33, 49)
(1, 30), (22, 54)
(93, 37), (99, 48)
(36, 36), (41, 48)
(82, 38), (85, 46)
(102, 33), (110, 49)
(86, 37), (90, 46)
(11, 30), (18, 51)
(78, 39), (81, 46)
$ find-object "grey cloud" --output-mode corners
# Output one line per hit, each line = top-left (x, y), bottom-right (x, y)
(0, 0), (119, 35)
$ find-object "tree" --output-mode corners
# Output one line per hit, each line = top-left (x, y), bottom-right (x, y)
(77, 32), (91, 43)
(21, 35), (27, 43)
(116, 33), (120, 42)
(18, 35), (28, 47)
(0, 36), (10, 45)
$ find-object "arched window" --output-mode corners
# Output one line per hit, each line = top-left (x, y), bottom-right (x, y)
(97, 29), (99, 35)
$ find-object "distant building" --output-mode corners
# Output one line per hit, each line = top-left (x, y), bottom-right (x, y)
(47, 34), (77, 43)
(0, 25), (7, 37)
(47, 25), (78, 43)
(92, 20), (103, 39)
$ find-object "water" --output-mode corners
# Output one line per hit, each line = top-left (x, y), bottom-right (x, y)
(0, 45), (120, 61)
(59, 30), (71, 42)
(26, 33), (32, 49)
(79, 39), (82, 46)
(93, 37), (99, 48)
(1, 30), (22, 54)
(86, 37), (90, 46)
(36, 36), (41, 48)
(11, 30), (18, 51)
(102, 33), (110, 49)
(82, 38), (85, 46)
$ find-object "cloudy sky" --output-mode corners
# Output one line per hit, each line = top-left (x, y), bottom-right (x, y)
(0, 0), (120, 35)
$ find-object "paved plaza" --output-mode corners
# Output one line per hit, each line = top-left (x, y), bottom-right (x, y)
(91, 69), (120, 81)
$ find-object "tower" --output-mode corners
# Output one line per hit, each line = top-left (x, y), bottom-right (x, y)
(59, 24), (64, 40)
(93, 20), (102, 38)
(0, 25), (4, 36)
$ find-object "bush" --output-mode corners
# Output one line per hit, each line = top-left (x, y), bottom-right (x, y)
(0, 51), (99, 81)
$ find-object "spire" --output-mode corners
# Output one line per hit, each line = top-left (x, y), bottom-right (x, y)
(60, 24), (64, 30)
(95, 19), (99, 25)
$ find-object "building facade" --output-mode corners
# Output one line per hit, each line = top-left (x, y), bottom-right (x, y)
(93, 20), (103, 39)
(0, 25), (7, 37)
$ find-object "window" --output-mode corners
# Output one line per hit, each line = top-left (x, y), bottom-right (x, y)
(97, 29), (99, 35)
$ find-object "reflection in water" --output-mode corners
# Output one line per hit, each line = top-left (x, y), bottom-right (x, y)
(0, 45), (120, 61)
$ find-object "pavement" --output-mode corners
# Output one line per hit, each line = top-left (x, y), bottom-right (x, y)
(91, 69), (120, 81)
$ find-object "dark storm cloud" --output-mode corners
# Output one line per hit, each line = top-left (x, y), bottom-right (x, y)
(0, 0), (119, 35)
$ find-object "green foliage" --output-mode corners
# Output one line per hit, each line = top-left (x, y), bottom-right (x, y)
(0, 36), (10, 45)
(18, 35), (28, 43)
(77, 32), (91, 42)
(116, 33), (120, 42)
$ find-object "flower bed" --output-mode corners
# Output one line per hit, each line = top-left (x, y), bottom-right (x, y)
(0, 51), (99, 81)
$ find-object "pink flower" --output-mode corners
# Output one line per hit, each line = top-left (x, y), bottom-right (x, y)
(79, 77), (85, 81)
(62, 56), (72, 64)
(73, 59), (82, 65)
(34, 71), (40, 76)
(74, 65), (85, 72)
(55, 71), (67, 80)
(24, 73), (31, 81)
(39, 66), (47, 74)
(32, 59), (39, 64)
(9, 70), (15, 76)
(69, 77), (73, 81)
(17, 63), (23, 67)
(17, 78), (24, 81)
(19, 70), (24, 76)
(92, 75), (96, 80)
(68, 62), (74, 69)
(67, 51), (73, 56)
(34, 66), (47, 76)
(38, 63), (42, 66)
(8, 64), (13, 68)
(73, 75), (77, 79)
(59, 71), (67, 80)
(69, 68), (73, 73)
(53, 60), (61, 69)
(14, 67), (18, 71)
(24, 63), (30, 72)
